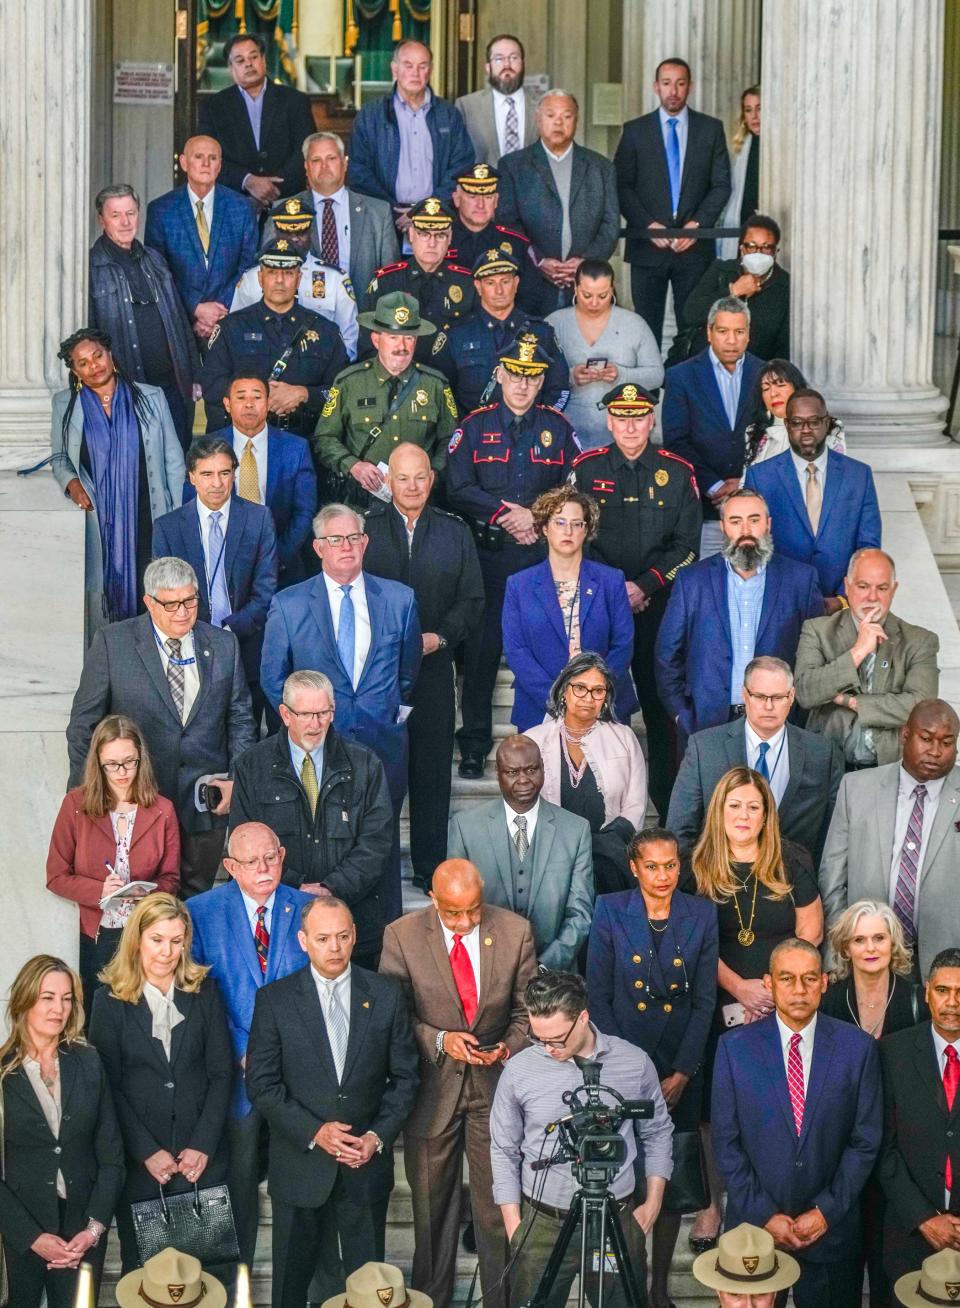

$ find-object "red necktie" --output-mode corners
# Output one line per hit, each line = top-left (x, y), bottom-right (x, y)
(320, 197), (340, 269)
(945, 1046), (960, 1190)
(449, 934), (478, 1027)
(787, 1032), (805, 1136)
(255, 905), (269, 975)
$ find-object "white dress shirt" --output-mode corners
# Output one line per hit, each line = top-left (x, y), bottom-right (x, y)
(745, 721), (790, 807)
(932, 1026), (959, 1206)
(492, 86), (526, 155)
(658, 105), (689, 177)
(394, 503), (419, 553)
(776, 1012), (817, 1094)
(791, 447), (829, 503)
(311, 964), (352, 1023)
(152, 624), (200, 721)
(187, 185), (214, 265)
(504, 798), (540, 848)
(322, 569), (371, 688)
(439, 915), (482, 1002)
(888, 767), (946, 921)
(239, 888), (276, 938)
(232, 426), (268, 501)
(311, 185), (352, 271)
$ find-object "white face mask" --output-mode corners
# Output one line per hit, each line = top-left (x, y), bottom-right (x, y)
(741, 252), (774, 276)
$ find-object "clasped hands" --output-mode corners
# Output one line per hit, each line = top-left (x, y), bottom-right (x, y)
(313, 1121), (378, 1168)
(144, 1146), (209, 1187)
(920, 1213), (960, 1252)
(765, 1208), (828, 1250)
(32, 1227), (100, 1270)
(498, 502), (537, 546)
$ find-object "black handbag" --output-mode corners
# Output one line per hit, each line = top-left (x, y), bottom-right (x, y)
(131, 1182), (239, 1267)
(663, 1130), (708, 1214)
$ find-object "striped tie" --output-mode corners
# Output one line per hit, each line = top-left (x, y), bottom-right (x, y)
(893, 783), (926, 943)
(254, 905), (269, 974)
(787, 1032), (805, 1135)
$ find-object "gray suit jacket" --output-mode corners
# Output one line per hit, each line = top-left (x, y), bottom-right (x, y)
(819, 763), (960, 978)
(667, 719), (843, 863)
(263, 188), (399, 305)
(497, 142), (621, 262)
(446, 798), (594, 970)
(454, 87), (539, 165)
(66, 614), (256, 833)
(794, 610), (940, 765)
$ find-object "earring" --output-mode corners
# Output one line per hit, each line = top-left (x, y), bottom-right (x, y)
(559, 696), (567, 711)
(73, 377), (83, 393)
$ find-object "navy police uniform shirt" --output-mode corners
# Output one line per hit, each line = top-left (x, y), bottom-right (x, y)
(202, 300), (348, 437)
(448, 220), (547, 315)
(361, 259), (476, 364)
(571, 443), (702, 595)
(432, 310), (570, 416)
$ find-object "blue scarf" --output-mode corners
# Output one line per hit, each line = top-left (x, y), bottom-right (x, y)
(79, 380), (141, 621)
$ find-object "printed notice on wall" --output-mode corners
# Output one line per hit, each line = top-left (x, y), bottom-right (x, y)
(113, 63), (175, 106)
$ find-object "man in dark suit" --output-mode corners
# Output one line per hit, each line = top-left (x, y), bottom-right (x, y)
(246, 896), (419, 1308)
(614, 58), (731, 348)
(363, 444), (484, 891)
(153, 434), (278, 714)
(712, 938), (882, 1307)
(879, 948), (960, 1289)
(655, 489), (823, 742)
(187, 820), (312, 1269)
(380, 858), (538, 1308)
(744, 389), (882, 604)
(197, 31), (315, 211)
(66, 555), (257, 895)
(498, 91), (620, 312)
(184, 372), (317, 588)
(668, 655), (843, 861)
(260, 503), (421, 919)
(661, 296), (763, 554)
(144, 135), (259, 346)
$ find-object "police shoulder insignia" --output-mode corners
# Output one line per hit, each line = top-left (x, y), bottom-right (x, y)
(431, 330), (447, 356)
(449, 284), (463, 304)
(449, 428), (463, 454)
(655, 468), (669, 487)
(321, 386), (340, 418)
(208, 323), (221, 346)
(444, 388), (458, 419)
(540, 430), (553, 447)
(343, 275), (356, 302)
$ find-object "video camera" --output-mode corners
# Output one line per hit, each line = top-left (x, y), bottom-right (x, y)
(534, 1060), (654, 1191)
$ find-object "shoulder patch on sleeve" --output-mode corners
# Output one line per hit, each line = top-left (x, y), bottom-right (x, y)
(321, 386), (340, 418)
(571, 446), (609, 469)
(342, 275), (356, 302)
(431, 330), (447, 356)
(208, 322), (221, 346)
(444, 387), (458, 419)
(449, 428), (464, 454)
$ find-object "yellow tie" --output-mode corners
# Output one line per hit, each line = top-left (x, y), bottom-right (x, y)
(238, 439), (260, 502)
(195, 199), (210, 255)
(805, 464), (822, 534)
(300, 752), (319, 815)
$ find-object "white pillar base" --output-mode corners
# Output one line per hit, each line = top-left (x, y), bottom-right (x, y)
(836, 387), (952, 448)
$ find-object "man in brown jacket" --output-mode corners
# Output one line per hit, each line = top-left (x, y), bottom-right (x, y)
(379, 858), (538, 1308)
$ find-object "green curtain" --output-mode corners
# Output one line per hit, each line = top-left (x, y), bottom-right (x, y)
(198, 0), (299, 88)
(343, 0), (429, 85)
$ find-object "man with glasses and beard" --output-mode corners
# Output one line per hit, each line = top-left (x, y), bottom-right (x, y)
(455, 34), (538, 166)
(655, 489), (823, 745)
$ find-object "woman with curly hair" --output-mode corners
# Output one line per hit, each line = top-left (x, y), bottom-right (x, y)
(501, 484), (638, 729)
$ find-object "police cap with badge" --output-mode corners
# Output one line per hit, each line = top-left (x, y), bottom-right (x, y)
(270, 195), (315, 235)
(258, 237), (305, 269)
(455, 162), (500, 195)
(408, 196), (455, 232)
(472, 247), (521, 280)
(498, 332), (552, 377)
(601, 381), (657, 418)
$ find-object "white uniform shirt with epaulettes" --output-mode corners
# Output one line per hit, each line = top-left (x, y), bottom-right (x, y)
(231, 255), (358, 359)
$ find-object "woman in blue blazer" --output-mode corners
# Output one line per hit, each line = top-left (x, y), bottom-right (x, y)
(587, 825), (718, 1308)
(502, 486), (637, 729)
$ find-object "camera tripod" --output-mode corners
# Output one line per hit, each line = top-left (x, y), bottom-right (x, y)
(527, 1184), (644, 1308)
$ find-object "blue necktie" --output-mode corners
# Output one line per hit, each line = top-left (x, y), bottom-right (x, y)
(666, 117), (681, 216)
(207, 511), (231, 627)
(756, 740), (771, 781)
(338, 583), (356, 685)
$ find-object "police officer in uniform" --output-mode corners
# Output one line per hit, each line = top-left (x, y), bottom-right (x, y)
(202, 237), (349, 437)
(431, 246), (570, 415)
(314, 291), (458, 507)
(447, 333), (581, 778)
(230, 196), (359, 359)
(361, 197), (475, 364)
(571, 383), (701, 818)
(449, 161), (547, 316)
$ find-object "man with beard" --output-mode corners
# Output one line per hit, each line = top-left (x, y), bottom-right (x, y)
(655, 488), (823, 743)
(455, 35), (537, 165)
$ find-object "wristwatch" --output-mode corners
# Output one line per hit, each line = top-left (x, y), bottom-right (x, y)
(364, 1131), (385, 1154)
(85, 1218), (105, 1246)
(436, 636), (448, 650)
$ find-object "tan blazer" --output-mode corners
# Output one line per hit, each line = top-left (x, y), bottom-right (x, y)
(453, 86), (540, 165)
(379, 904), (538, 1138)
(794, 609), (939, 765)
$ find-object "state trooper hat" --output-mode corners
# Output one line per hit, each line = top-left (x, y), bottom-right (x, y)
(357, 291), (436, 337)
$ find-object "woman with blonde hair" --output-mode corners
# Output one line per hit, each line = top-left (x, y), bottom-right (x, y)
(684, 766), (823, 1252)
(0, 955), (123, 1306)
(46, 713), (180, 1017)
(89, 893), (233, 1274)
(717, 86), (761, 259)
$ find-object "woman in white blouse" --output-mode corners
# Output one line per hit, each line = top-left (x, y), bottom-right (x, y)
(742, 358), (846, 474)
(547, 259), (663, 450)
(718, 86), (761, 259)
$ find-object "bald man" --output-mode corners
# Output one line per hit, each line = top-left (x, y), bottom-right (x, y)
(145, 134), (259, 341)
(380, 859), (538, 1308)
(363, 444), (484, 889)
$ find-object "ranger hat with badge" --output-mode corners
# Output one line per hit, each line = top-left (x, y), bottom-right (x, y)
(259, 237), (305, 268)
(456, 161), (500, 195)
(692, 1223), (800, 1296)
(358, 290), (436, 337)
(321, 1262), (432, 1308)
(499, 332), (552, 376)
(115, 1246), (227, 1308)
(408, 196), (455, 231)
(601, 381), (657, 417)
(895, 1249), (960, 1307)
(270, 195), (316, 233)
(472, 246), (520, 279)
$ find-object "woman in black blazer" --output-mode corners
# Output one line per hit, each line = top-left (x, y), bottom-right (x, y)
(0, 954), (124, 1308)
(89, 892), (233, 1273)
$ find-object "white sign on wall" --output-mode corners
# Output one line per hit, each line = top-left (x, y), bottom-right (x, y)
(113, 62), (175, 106)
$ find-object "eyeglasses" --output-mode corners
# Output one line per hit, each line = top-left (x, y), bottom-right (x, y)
(499, 764), (542, 779)
(318, 533), (365, 546)
(786, 416), (828, 431)
(568, 682), (608, 701)
(550, 517), (586, 532)
(231, 851), (282, 870)
(149, 593), (200, 613)
(743, 689), (793, 707)
(531, 1013), (582, 1050)
(741, 241), (777, 253)
(283, 706), (334, 722)
(490, 54), (523, 65)
(101, 757), (140, 774)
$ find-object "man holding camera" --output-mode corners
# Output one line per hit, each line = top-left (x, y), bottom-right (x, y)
(490, 971), (673, 1307)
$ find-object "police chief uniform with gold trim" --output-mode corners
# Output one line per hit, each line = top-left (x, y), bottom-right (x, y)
(202, 237), (349, 438)
(446, 333), (580, 771)
(361, 197), (476, 365)
(314, 292), (458, 504)
(449, 162), (548, 316)
(571, 382), (702, 819)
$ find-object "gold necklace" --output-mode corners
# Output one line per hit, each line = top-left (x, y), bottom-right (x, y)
(732, 871), (760, 947)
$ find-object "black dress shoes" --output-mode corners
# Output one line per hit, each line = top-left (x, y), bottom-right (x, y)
(458, 752), (485, 779)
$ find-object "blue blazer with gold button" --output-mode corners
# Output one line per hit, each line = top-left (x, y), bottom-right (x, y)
(586, 886), (718, 1077)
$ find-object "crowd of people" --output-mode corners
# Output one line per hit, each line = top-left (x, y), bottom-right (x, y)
(8, 27), (959, 1308)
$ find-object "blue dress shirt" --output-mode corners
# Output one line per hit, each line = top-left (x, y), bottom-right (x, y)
(726, 560), (766, 703)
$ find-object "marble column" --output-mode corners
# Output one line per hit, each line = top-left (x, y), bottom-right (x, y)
(0, 0), (92, 469)
(762, 0), (949, 446)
